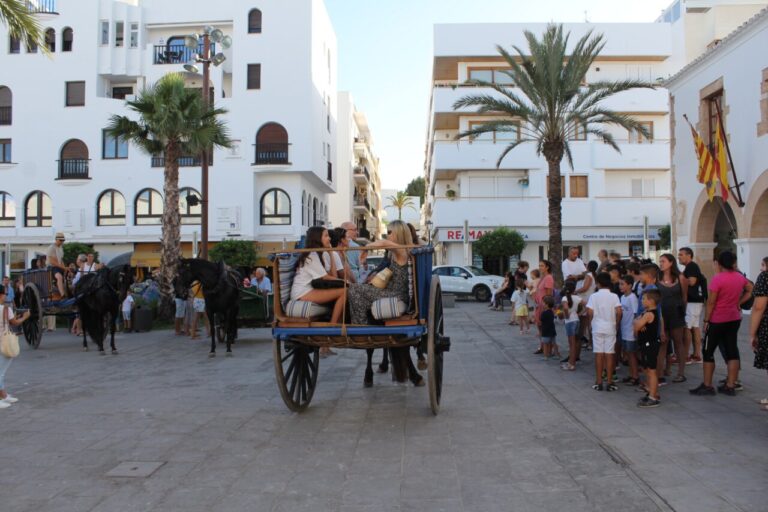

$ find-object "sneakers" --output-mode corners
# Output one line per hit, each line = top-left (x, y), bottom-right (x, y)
(718, 378), (743, 391)
(560, 363), (576, 371)
(605, 383), (618, 392)
(689, 383), (716, 396)
(2, 395), (18, 404)
(717, 384), (736, 396)
(0, 400), (10, 409)
(638, 396), (661, 408)
(592, 383), (603, 391)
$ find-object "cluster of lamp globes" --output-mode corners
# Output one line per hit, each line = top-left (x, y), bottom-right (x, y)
(182, 26), (232, 73)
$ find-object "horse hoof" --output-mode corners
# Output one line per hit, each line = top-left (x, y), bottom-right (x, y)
(112, 350), (119, 355)
(225, 352), (233, 357)
(417, 360), (428, 371)
(208, 353), (216, 358)
(413, 376), (425, 387)
(377, 364), (388, 374)
(83, 346), (89, 352)
(364, 379), (373, 388)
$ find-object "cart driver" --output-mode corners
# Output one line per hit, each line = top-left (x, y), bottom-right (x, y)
(46, 232), (68, 297)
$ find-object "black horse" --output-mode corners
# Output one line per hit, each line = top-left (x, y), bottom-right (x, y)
(175, 258), (241, 357)
(75, 265), (132, 354)
(364, 347), (424, 388)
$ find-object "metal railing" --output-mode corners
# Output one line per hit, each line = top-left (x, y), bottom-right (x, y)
(153, 42), (213, 65)
(254, 143), (290, 165)
(26, 0), (57, 14)
(151, 154), (212, 167)
(353, 166), (370, 181)
(58, 159), (89, 179)
(353, 197), (371, 211)
(0, 107), (10, 125)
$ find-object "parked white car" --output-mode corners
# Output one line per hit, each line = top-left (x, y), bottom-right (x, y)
(432, 265), (503, 302)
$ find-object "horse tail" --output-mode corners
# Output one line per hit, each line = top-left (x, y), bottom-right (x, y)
(389, 347), (410, 383)
(83, 308), (107, 343)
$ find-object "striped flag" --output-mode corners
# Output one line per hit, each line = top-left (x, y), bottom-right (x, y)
(714, 116), (730, 202)
(684, 117), (717, 201)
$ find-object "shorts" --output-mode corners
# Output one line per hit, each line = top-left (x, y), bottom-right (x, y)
(193, 298), (206, 313)
(592, 332), (616, 354)
(174, 298), (187, 319)
(704, 320), (741, 363)
(516, 305), (528, 317)
(621, 338), (637, 352)
(565, 321), (580, 337)
(541, 336), (555, 345)
(686, 303), (703, 329)
(51, 267), (65, 277)
(638, 338), (660, 370)
(122, 310), (131, 321)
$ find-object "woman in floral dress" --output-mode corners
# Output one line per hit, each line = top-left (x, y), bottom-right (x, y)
(750, 257), (768, 410)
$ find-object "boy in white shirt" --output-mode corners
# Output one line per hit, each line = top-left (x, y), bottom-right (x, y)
(587, 272), (622, 391)
(619, 275), (640, 386)
(121, 294), (134, 333)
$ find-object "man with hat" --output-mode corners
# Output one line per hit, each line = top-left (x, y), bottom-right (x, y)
(46, 232), (67, 297)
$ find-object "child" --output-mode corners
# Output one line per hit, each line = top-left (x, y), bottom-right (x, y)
(539, 295), (556, 359)
(619, 275), (639, 385)
(626, 262), (642, 296)
(587, 272), (622, 391)
(122, 293), (135, 333)
(634, 289), (662, 407)
(560, 281), (582, 371)
(638, 263), (667, 386)
(527, 269), (540, 329)
(510, 280), (530, 334)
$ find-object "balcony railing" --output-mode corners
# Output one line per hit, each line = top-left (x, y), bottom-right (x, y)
(151, 154), (213, 167)
(153, 42), (214, 65)
(353, 166), (370, 182)
(353, 196), (371, 212)
(0, 107), (10, 125)
(26, 1), (57, 14)
(254, 143), (290, 165)
(58, 159), (89, 179)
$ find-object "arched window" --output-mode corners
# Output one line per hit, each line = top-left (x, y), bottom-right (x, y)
(62, 27), (73, 52)
(301, 191), (306, 227)
(255, 122), (289, 164)
(312, 197), (318, 227)
(248, 9), (262, 33)
(179, 187), (202, 225)
(135, 188), (163, 225)
(0, 191), (15, 227)
(24, 191), (52, 227)
(260, 188), (290, 225)
(59, 139), (89, 179)
(97, 189), (125, 226)
(0, 86), (11, 125)
(44, 28), (55, 52)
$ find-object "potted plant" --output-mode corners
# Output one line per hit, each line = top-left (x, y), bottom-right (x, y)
(446, 189), (457, 199)
(518, 177), (529, 187)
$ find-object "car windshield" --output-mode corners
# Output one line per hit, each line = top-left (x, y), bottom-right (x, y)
(466, 266), (489, 276)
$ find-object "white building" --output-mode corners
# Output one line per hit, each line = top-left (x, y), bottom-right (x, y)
(0, 0), (338, 271)
(424, 0), (768, 272)
(331, 91), (384, 239)
(667, 5), (768, 279)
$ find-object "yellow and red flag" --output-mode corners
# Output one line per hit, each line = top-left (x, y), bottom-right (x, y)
(714, 116), (729, 202)
(685, 117), (716, 201)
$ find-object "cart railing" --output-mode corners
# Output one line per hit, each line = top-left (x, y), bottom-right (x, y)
(21, 269), (52, 299)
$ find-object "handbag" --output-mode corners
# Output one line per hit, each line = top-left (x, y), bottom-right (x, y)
(371, 268), (393, 289)
(1, 306), (20, 359)
(311, 278), (345, 289)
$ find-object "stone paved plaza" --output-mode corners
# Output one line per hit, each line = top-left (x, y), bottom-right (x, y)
(1, 302), (767, 512)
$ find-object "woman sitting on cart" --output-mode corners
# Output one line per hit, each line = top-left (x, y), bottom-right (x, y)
(347, 220), (412, 325)
(291, 226), (347, 325)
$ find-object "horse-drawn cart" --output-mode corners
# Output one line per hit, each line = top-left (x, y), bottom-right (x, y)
(270, 246), (450, 415)
(16, 269), (76, 349)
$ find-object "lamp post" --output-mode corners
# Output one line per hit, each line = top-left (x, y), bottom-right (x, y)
(182, 27), (232, 260)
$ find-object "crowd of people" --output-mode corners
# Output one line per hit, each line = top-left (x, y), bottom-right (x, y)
(488, 247), (767, 409)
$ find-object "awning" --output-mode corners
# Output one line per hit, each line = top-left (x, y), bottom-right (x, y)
(131, 243), (198, 268)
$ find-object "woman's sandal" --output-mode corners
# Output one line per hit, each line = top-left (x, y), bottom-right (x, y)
(758, 398), (768, 405)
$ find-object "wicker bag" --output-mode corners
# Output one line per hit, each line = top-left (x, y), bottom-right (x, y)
(1, 306), (20, 359)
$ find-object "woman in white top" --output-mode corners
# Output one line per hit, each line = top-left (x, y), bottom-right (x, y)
(291, 227), (347, 325)
(575, 260), (598, 349)
(0, 284), (31, 409)
(330, 227), (357, 283)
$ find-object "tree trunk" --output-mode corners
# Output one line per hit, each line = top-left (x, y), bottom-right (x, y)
(546, 156), (564, 287)
(159, 143), (182, 320)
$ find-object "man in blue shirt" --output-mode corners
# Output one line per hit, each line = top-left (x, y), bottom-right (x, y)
(250, 268), (272, 294)
(341, 221), (362, 281)
(2, 276), (13, 305)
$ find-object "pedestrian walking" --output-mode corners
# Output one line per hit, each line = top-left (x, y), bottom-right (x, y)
(750, 256), (768, 411)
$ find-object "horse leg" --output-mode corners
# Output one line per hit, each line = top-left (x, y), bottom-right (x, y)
(378, 348), (389, 373)
(225, 310), (234, 357)
(110, 308), (119, 355)
(82, 323), (89, 352)
(416, 346), (427, 370)
(97, 312), (106, 355)
(406, 351), (425, 387)
(208, 310), (216, 357)
(364, 349), (374, 388)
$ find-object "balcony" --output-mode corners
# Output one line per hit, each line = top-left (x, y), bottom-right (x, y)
(591, 140), (669, 170)
(0, 107), (10, 125)
(253, 143), (290, 165)
(153, 43), (214, 65)
(58, 159), (89, 179)
(353, 196), (371, 213)
(432, 140), (544, 174)
(151, 154), (213, 168)
(353, 166), (370, 184)
(26, 1), (57, 14)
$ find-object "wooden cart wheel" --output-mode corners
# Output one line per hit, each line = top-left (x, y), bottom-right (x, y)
(427, 275), (445, 415)
(273, 339), (319, 412)
(21, 283), (43, 349)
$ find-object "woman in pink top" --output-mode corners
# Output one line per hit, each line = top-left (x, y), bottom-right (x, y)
(690, 251), (753, 396)
(533, 260), (555, 354)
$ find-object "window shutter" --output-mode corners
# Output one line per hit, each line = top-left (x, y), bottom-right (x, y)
(631, 179), (643, 197)
(66, 81), (85, 106)
(570, 176), (588, 198)
(247, 64), (261, 90)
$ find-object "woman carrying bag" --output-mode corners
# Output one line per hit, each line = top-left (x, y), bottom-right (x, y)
(0, 284), (31, 409)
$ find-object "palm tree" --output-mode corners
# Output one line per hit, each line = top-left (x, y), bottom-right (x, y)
(453, 24), (652, 284)
(388, 191), (416, 220)
(106, 73), (231, 317)
(0, 0), (46, 52)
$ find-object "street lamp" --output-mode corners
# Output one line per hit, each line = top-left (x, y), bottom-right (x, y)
(426, 220), (434, 245)
(182, 26), (232, 260)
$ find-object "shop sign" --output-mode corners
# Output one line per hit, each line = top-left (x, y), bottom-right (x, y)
(438, 227), (660, 243)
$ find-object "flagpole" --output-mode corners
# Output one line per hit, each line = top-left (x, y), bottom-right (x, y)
(713, 101), (745, 207)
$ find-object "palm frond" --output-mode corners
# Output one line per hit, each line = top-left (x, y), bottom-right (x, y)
(495, 138), (534, 168)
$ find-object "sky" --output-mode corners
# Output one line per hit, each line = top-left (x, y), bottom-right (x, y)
(324, 0), (672, 190)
